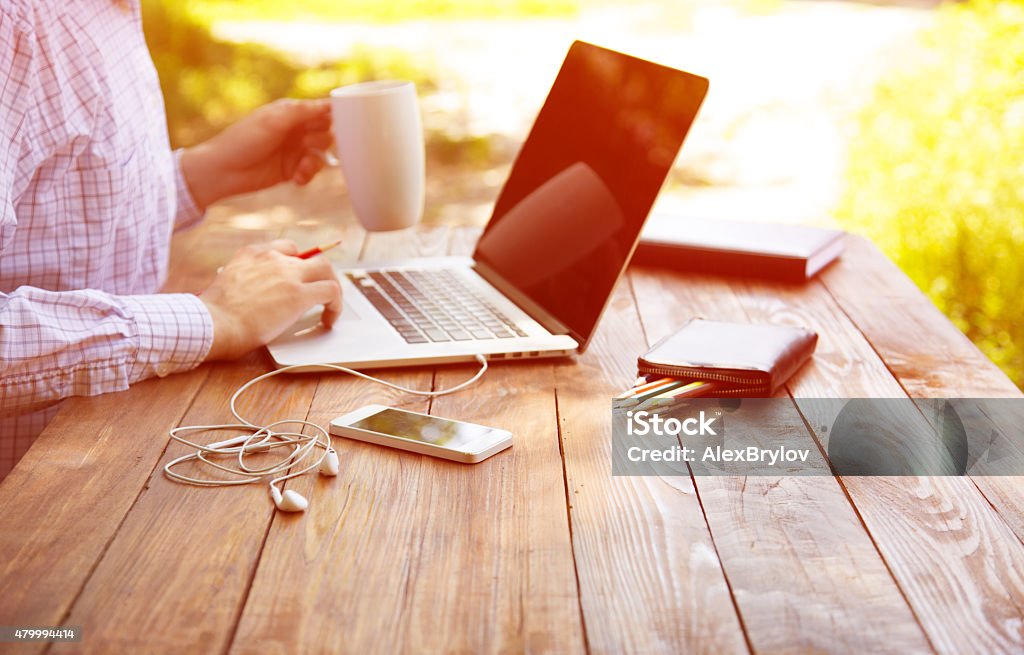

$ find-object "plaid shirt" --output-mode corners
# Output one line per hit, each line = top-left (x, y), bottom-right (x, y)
(0, 1), (214, 478)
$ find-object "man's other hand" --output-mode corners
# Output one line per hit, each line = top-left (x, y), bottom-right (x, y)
(180, 99), (333, 209)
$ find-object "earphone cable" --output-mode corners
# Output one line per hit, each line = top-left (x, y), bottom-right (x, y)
(163, 354), (488, 509)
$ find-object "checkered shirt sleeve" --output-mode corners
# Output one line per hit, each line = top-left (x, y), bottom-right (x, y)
(1, 3), (214, 476)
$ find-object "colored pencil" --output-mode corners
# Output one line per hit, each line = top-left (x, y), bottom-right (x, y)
(296, 239), (343, 260)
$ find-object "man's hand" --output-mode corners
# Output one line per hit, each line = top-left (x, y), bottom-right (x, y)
(199, 240), (342, 361)
(180, 99), (333, 209)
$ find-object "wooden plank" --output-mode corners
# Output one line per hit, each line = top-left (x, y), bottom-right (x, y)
(228, 227), (470, 654)
(555, 275), (748, 653)
(44, 216), (355, 653)
(819, 237), (1024, 541)
(819, 236), (1020, 398)
(0, 371), (209, 655)
(236, 225), (583, 652)
(628, 266), (934, 653)
(730, 274), (1024, 654)
(47, 353), (320, 654)
(414, 225), (584, 652)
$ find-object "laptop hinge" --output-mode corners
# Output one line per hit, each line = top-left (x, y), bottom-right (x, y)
(471, 261), (576, 341)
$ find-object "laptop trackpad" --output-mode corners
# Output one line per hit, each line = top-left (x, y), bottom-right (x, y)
(337, 302), (362, 323)
(287, 302), (362, 338)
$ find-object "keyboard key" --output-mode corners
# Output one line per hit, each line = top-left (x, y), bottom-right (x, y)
(362, 290), (402, 321)
(423, 327), (451, 342)
(351, 267), (538, 343)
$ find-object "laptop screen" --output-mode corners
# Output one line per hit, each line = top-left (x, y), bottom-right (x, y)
(473, 41), (708, 350)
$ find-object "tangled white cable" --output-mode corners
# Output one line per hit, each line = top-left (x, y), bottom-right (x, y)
(164, 354), (488, 512)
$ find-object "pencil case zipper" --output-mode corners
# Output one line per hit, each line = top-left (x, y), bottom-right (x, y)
(638, 364), (770, 395)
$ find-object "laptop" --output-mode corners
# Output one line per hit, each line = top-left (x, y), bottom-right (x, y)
(268, 41), (709, 369)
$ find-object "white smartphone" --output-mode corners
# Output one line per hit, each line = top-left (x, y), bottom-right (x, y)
(329, 404), (512, 463)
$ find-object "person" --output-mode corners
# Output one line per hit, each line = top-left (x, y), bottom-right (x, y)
(0, 1), (344, 479)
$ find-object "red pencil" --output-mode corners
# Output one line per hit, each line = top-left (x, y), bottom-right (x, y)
(201, 239), (346, 294)
(296, 239), (343, 260)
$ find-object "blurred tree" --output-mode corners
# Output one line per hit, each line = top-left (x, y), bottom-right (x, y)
(141, 1), (435, 147)
(836, 0), (1024, 388)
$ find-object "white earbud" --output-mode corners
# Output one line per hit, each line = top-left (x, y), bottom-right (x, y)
(163, 354), (488, 513)
(271, 485), (309, 512)
(319, 449), (340, 476)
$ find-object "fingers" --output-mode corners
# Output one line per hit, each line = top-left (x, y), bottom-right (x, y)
(292, 153), (326, 185)
(299, 254), (338, 283)
(301, 98), (331, 115)
(302, 130), (333, 150)
(298, 258), (342, 326)
(264, 100), (333, 186)
(292, 131), (333, 185)
(303, 279), (344, 328)
(266, 98), (331, 133)
(303, 115), (332, 133)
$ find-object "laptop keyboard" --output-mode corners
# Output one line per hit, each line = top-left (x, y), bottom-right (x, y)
(346, 268), (528, 344)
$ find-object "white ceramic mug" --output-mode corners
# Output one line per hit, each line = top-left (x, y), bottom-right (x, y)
(328, 80), (425, 232)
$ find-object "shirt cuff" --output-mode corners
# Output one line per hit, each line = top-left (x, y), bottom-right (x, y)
(173, 148), (206, 232)
(122, 293), (214, 381)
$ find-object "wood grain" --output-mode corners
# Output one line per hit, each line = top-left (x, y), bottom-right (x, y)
(0, 371), (209, 655)
(5, 220), (1023, 655)
(48, 213), (374, 650)
(47, 353), (320, 654)
(417, 225), (585, 653)
(43, 210), (344, 654)
(628, 266), (934, 653)
(819, 236), (1020, 398)
(555, 275), (748, 654)
(731, 274), (1024, 654)
(820, 236), (1024, 543)
(227, 226), (486, 654)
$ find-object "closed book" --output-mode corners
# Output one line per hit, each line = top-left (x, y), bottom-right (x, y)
(634, 213), (846, 282)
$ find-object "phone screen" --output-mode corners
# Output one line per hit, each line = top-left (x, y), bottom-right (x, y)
(350, 408), (493, 449)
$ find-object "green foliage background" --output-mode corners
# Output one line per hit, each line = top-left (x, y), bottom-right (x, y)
(188, 0), (579, 23)
(142, 1), (436, 147)
(836, 0), (1024, 388)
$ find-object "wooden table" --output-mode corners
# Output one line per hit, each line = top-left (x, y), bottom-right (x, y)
(2, 218), (1023, 655)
